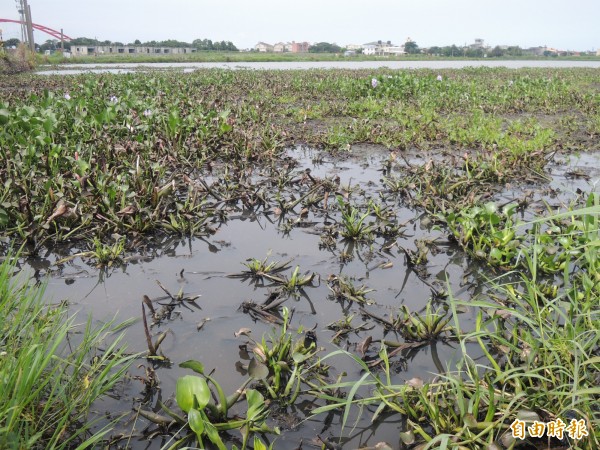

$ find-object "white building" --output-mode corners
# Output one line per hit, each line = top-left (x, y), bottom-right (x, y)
(384, 46), (405, 56)
(362, 41), (395, 56)
(254, 42), (274, 52)
(273, 42), (287, 52)
(70, 45), (196, 56)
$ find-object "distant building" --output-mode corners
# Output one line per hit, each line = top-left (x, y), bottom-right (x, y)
(384, 46), (405, 56)
(362, 40), (394, 56)
(344, 50), (356, 57)
(345, 44), (362, 51)
(254, 42), (274, 52)
(597, 49), (600, 56)
(362, 43), (378, 56)
(527, 46), (546, 56)
(470, 38), (485, 50)
(273, 42), (287, 52)
(70, 45), (196, 56)
(291, 41), (309, 53)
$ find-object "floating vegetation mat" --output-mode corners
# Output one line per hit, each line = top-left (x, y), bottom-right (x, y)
(1, 68), (599, 449)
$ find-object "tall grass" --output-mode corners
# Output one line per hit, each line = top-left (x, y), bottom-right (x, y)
(312, 202), (600, 449)
(0, 252), (134, 449)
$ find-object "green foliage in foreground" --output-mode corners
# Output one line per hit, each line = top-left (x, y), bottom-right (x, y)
(0, 253), (134, 449)
(164, 200), (599, 448)
(312, 203), (600, 449)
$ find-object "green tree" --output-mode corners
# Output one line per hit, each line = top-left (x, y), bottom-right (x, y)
(39, 39), (58, 52)
(506, 46), (523, 57)
(4, 38), (20, 48)
(404, 40), (420, 54)
(465, 47), (484, 58)
(441, 45), (461, 57)
(309, 42), (342, 53)
(70, 37), (101, 46)
(490, 46), (504, 57)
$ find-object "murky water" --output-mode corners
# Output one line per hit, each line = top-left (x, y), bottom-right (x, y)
(16, 146), (600, 448)
(36, 59), (600, 75)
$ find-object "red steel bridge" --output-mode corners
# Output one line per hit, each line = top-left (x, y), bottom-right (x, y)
(0, 18), (72, 41)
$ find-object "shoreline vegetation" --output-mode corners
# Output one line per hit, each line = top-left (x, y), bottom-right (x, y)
(0, 67), (598, 448)
(0, 252), (135, 449)
(40, 51), (600, 65)
(0, 44), (36, 74)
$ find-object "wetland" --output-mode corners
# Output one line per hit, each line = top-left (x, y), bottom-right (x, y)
(0, 67), (599, 449)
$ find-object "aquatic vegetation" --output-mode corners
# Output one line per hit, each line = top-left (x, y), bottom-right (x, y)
(1, 68), (598, 250)
(337, 196), (374, 241)
(327, 274), (374, 305)
(233, 256), (293, 281)
(138, 360), (278, 450)
(0, 252), (134, 449)
(237, 307), (322, 404)
(444, 202), (522, 267)
(398, 301), (454, 342)
(310, 203), (600, 449)
(2, 67), (600, 449)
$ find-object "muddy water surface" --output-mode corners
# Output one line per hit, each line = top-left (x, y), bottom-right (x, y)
(19, 146), (600, 449)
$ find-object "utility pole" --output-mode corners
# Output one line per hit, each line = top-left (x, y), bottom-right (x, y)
(61, 28), (64, 51)
(23, 0), (34, 52)
(16, 0), (27, 42)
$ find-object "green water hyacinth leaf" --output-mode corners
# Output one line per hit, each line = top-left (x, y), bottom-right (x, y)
(0, 109), (9, 125)
(188, 407), (205, 437)
(179, 359), (205, 374)
(204, 420), (227, 450)
(246, 389), (265, 420)
(176, 375), (210, 413)
(0, 208), (8, 228)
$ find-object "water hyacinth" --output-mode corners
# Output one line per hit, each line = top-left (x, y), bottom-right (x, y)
(371, 78), (378, 88)
(110, 95), (118, 104)
(143, 109), (152, 117)
(64, 93), (71, 100)
(436, 74), (443, 81)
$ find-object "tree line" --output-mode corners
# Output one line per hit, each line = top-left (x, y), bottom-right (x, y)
(4, 37), (238, 52)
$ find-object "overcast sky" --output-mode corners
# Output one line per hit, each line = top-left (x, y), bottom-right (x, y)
(1, 0), (598, 50)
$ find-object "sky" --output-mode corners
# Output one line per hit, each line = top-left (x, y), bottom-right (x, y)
(1, 0), (599, 51)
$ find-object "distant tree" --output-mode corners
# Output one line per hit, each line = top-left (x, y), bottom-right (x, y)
(70, 37), (101, 45)
(5, 38), (20, 48)
(490, 46), (504, 57)
(441, 45), (461, 57)
(134, 39), (141, 45)
(191, 38), (237, 51)
(506, 46), (523, 57)
(427, 46), (442, 56)
(39, 39), (58, 52)
(309, 42), (342, 53)
(465, 47), (484, 58)
(404, 40), (420, 54)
